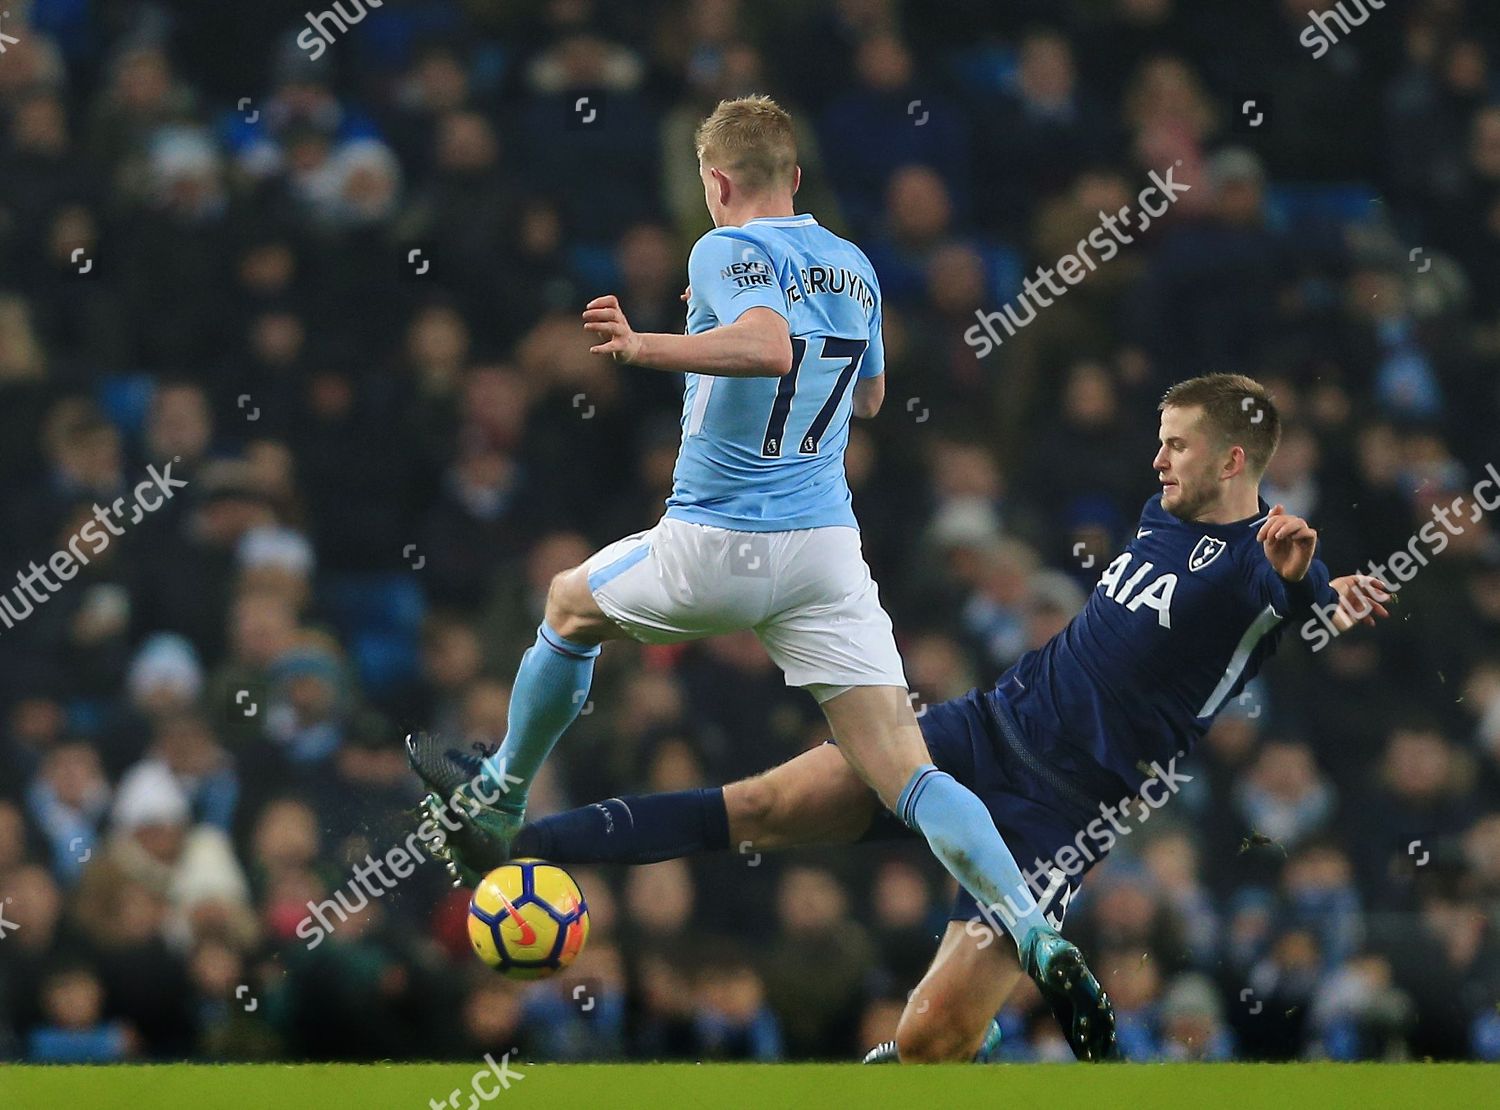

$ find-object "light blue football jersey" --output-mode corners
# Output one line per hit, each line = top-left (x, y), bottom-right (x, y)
(664, 213), (885, 532)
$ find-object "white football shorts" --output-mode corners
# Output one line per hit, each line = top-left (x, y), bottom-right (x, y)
(583, 517), (907, 698)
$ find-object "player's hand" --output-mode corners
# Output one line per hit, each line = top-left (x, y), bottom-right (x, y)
(1329, 573), (1393, 631)
(680, 285), (691, 302)
(583, 295), (643, 363)
(1257, 504), (1317, 582)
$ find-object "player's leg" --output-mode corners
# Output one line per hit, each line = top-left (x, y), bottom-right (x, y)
(726, 739), (882, 849)
(768, 543), (1062, 948)
(405, 559), (621, 881)
(831, 690), (1118, 1061)
(763, 531), (1058, 951)
(473, 561), (620, 814)
(764, 528), (1117, 1061)
(410, 520), (777, 875)
(870, 824), (1112, 1066)
(807, 685), (1064, 963)
(407, 529), (655, 866)
(892, 920), (1023, 1063)
(512, 741), (883, 864)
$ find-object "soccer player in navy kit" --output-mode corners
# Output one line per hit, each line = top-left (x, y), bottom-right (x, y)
(409, 95), (1118, 1060)
(498, 373), (1394, 1062)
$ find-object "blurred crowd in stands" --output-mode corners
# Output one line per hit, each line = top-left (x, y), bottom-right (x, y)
(2, 0), (1500, 1063)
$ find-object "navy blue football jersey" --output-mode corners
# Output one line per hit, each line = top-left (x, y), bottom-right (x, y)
(992, 495), (1339, 792)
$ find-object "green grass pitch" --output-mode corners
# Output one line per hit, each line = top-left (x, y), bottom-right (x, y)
(0, 1062), (1492, 1109)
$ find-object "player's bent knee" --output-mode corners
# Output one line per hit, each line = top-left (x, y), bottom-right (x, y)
(725, 774), (780, 847)
(895, 1002), (980, 1063)
(544, 566), (608, 642)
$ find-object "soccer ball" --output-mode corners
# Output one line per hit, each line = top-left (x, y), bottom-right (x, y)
(467, 859), (590, 979)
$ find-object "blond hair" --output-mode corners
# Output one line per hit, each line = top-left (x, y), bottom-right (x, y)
(1159, 373), (1282, 476)
(694, 95), (797, 194)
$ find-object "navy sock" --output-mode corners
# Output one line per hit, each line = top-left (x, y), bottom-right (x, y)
(511, 788), (730, 864)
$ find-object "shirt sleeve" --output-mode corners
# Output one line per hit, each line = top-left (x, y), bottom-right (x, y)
(859, 297), (885, 379)
(686, 230), (789, 326)
(1247, 548), (1338, 620)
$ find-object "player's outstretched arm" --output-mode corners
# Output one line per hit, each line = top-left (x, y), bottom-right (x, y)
(582, 295), (792, 378)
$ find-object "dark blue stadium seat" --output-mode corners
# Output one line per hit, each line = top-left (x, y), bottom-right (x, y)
(318, 572), (425, 691)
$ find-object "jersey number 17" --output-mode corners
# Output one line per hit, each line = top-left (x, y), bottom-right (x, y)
(760, 336), (868, 457)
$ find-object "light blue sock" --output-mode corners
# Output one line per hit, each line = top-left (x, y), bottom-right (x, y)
(479, 623), (600, 814)
(898, 765), (1050, 952)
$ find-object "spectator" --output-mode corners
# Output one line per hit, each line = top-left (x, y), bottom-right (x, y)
(763, 866), (876, 1058)
(25, 741), (110, 886)
(78, 761), (252, 952)
(1159, 972), (1235, 1061)
(1232, 741), (1336, 858)
(691, 949), (784, 1061)
(977, 27), (1118, 241)
(26, 965), (135, 1063)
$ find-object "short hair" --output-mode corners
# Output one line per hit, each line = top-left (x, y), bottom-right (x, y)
(694, 95), (797, 194)
(1158, 373), (1281, 475)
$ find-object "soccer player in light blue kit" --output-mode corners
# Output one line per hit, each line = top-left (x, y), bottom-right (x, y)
(407, 95), (1116, 1059)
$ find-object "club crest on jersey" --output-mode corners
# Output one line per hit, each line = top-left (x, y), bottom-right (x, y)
(1188, 536), (1227, 572)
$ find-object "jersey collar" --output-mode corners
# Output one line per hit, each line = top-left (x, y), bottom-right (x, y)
(1148, 493), (1272, 537)
(745, 214), (818, 227)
